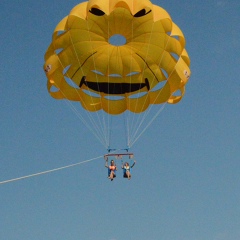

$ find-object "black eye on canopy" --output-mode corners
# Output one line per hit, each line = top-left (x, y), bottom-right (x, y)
(89, 8), (105, 16)
(133, 9), (152, 17)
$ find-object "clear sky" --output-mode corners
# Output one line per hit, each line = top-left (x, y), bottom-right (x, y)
(1, 0), (240, 240)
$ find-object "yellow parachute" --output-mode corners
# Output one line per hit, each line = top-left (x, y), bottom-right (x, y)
(44, 0), (191, 115)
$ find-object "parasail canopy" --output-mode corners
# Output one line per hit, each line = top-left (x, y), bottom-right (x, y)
(44, 0), (191, 115)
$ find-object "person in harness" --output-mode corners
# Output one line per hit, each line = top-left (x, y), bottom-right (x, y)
(122, 160), (136, 180)
(105, 158), (117, 181)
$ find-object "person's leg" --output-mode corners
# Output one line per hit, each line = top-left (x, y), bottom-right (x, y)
(126, 171), (131, 179)
(110, 171), (114, 181)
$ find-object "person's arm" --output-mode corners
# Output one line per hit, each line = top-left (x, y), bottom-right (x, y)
(105, 159), (109, 168)
(131, 160), (136, 168)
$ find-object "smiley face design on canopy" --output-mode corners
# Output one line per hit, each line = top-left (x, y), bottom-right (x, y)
(44, 0), (191, 114)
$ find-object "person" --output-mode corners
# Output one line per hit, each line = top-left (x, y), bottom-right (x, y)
(122, 160), (136, 180)
(105, 158), (117, 181)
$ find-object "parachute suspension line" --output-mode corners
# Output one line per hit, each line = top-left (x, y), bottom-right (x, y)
(127, 11), (137, 141)
(52, 29), (109, 148)
(121, 8), (135, 151)
(86, 22), (109, 147)
(128, 19), (175, 147)
(0, 155), (103, 185)
(61, 98), (108, 147)
(124, 112), (131, 149)
(107, 15), (111, 150)
(128, 21), (157, 145)
(50, 52), (107, 148)
(57, 22), (107, 150)
(80, 21), (111, 148)
(67, 36), (107, 146)
(107, 114), (113, 151)
(124, 7), (140, 148)
(128, 3), (137, 148)
(128, 108), (151, 146)
(129, 28), (182, 148)
(123, 112), (130, 150)
(129, 27), (155, 140)
(129, 102), (167, 147)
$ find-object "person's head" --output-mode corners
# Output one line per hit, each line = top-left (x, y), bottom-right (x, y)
(110, 160), (114, 165)
(125, 162), (129, 166)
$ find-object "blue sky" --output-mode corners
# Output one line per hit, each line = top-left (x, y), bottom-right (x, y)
(1, 0), (240, 239)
